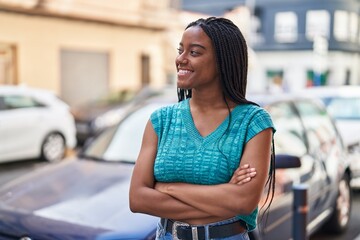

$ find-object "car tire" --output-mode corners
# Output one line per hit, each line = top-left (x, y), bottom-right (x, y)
(324, 174), (352, 233)
(41, 132), (66, 162)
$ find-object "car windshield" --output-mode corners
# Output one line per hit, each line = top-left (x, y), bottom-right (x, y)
(81, 102), (167, 163)
(323, 97), (360, 120)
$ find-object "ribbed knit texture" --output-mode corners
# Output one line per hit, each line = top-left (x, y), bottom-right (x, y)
(151, 98), (275, 231)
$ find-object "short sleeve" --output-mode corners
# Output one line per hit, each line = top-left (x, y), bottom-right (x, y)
(245, 108), (276, 143)
(150, 108), (162, 137)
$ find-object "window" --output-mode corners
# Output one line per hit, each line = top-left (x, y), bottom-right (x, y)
(268, 102), (307, 156)
(85, 103), (165, 162)
(324, 97), (360, 120)
(294, 100), (337, 156)
(334, 10), (350, 41)
(266, 69), (284, 92)
(141, 54), (150, 86)
(306, 69), (329, 87)
(306, 10), (330, 40)
(2, 95), (44, 110)
(0, 43), (17, 85)
(274, 12), (298, 43)
(359, 16), (360, 44)
(349, 12), (358, 43)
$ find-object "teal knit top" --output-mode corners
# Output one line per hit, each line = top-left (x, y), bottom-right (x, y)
(150, 99), (275, 231)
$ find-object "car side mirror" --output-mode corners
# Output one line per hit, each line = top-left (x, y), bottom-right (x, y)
(275, 154), (301, 169)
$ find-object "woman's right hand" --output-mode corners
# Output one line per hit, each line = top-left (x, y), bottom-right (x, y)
(229, 164), (256, 185)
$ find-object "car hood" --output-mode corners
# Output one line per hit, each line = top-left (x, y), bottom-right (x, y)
(0, 158), (158, 239)
(71, 104), (125, 122)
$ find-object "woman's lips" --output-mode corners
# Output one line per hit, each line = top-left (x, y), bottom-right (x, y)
(178, 69), (193, 77)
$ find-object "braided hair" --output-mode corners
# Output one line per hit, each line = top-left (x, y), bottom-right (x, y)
(178, 17), (249, 104)
(178, 17), (276, 228)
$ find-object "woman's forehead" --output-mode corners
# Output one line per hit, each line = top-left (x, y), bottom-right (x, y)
(180, 26), (212, 47)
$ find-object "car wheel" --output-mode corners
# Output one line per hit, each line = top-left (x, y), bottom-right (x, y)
(41, 132), (65, 162)
(324, 174), (352, 233)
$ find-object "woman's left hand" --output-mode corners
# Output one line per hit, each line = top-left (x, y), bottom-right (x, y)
(229, 164), (256, 185)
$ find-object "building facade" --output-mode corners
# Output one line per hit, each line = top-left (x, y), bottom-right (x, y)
(249, 0), (360, 92)
(182, 0), (360, 92)
(0, 0), (182, 106)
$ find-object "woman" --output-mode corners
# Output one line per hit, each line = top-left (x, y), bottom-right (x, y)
(130, 17), (275, 240)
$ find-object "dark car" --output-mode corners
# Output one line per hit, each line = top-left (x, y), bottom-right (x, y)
(71, 86), (162, 145)
(0, 89), (352, 240)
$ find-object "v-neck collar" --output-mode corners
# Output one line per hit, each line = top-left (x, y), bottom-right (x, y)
(181, 99), (240, 145)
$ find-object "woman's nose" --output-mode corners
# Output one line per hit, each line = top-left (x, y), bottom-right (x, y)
(176, 54), (188, 66)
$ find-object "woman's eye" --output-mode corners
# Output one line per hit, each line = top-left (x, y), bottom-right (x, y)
(176, 48), (199, 56)
(177, 48), (183, 54)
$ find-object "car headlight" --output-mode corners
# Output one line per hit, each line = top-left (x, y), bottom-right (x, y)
(348, 142), (360, 154)
(92, 109), (124, 131)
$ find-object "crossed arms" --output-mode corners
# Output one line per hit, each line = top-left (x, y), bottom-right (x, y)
(129, 120), (273, 224)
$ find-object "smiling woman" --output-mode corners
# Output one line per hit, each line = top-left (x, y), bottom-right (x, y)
(129, 17), (276, 240)
(176, 26), (219, 92)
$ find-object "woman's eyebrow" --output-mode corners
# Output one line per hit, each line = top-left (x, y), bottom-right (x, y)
(190, 43), (206, 49)
(178, 42), (206, 50)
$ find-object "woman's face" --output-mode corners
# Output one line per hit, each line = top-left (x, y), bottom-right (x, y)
(176, 26), (219, 90)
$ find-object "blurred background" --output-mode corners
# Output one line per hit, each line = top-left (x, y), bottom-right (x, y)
(1, 0), (359, 104)
(0, 0), (359, 239)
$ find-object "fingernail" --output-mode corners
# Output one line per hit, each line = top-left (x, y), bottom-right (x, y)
(250, 172), (256, 176)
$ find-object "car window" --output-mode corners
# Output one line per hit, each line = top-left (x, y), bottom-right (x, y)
(2, 95), (45, 110)
(0, 97), (5, 110)
(267, 102), (307, 156)
(294, 100), (338, 155)
(324, 97), (360, 120)
(84, 102), (167, 162)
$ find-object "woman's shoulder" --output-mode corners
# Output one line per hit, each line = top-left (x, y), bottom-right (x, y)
(232, 103), (273, 127)
(153, 100), (185, 114)
(234, 103), (268, 116)
(150, 100), (185, 120)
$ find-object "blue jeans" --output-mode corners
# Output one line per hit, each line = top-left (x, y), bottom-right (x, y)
(156, 217), (250, 240)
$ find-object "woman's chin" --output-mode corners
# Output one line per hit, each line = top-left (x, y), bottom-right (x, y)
(177, 80), (191, 89)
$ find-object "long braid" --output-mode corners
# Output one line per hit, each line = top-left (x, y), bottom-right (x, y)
(198, 17), (249, 104)
(181, 17), (276, 230)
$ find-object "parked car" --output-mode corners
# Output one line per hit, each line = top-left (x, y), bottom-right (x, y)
(247, 93), (352, 239)
(295, 85), (360, 188)
(71, 87), (163, 145)
(296, 86), (360, 150)
(0, 89), (352, 239)
(0, 85), (77, 163)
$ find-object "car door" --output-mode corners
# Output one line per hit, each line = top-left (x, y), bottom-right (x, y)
(0, 94), (46, 162)
(294, 100), (342, 228)
(257, 101), (312, 240)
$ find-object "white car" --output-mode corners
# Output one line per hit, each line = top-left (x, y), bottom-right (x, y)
(295, 85), (360, 188)
(0, 85), (77, 163)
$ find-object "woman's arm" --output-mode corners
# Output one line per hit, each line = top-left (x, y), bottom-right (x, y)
(229, 164), (257, 185)
(130, 120), (262, 220)
(129, 120), (212, 220)
(155, 128), (273, 218)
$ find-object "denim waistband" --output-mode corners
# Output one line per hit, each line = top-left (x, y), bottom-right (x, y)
(157, 217), (249, 240)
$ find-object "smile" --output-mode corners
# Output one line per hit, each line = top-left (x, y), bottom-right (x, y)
(178, 69), (193, 76)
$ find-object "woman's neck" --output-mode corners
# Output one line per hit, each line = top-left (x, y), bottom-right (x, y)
(190, 89), (236, 111)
